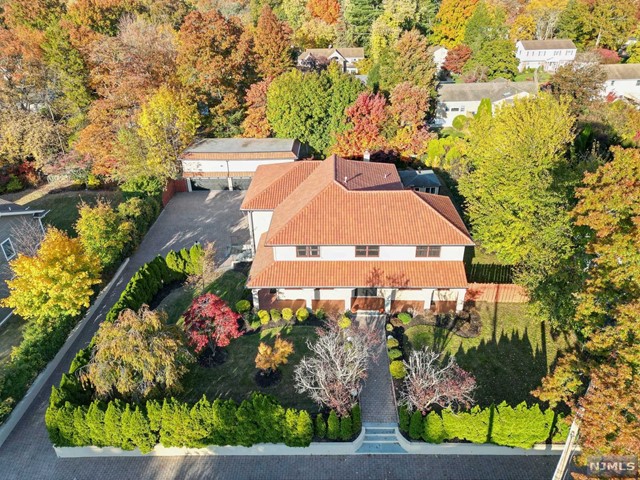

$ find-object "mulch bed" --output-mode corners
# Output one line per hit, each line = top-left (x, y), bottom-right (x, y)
(255, 369), (282, 388)
(197, 348), (228, 368)
(148, 280), (184, 310)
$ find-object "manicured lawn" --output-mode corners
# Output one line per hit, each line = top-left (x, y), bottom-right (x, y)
(514, 71), (551, 82)
(180, 326), (318, 411)
(25, 190), (123, 236)
(404, 302), (574, 407)
(0, 315), (25, 368)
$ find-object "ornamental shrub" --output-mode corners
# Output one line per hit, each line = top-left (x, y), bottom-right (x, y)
(423, 411), (446, 444)
(441, 406), (490, 444)
(386, 337), (399, 349)
(390, 360), (406, 379)
(397, 312), (412, 325)
(409, 411), (423, 440)
(327, 410), (339, 440)
(235, 300), (251, 314)
(340, 415), (352, 441)
(315, 413), (326, 439)
(351, 404), (362, 436)
(296, 307), (309, 322)
(385, 323), (393, 332)
(270, 309), (282, 322)
(281, 307), (293, 321)
(387, 348), (402, 360)
(258, 310), (270, 325)
(490, 402), (555, 449)
(295, 410), (314, 446)
(314, 308), (326, 320)
(338, 315), (351, 329)
(399, 405), (410, 432)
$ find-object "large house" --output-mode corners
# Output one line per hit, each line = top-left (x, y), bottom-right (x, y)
(434, 80), (538, 127)
(298, 48), (365, 74)
(180, 138), (303, 191)
(602, 64), (640, 102)
(241, 155), (474, 314)
(0, 200), (45, 323)
(515, 39), (577, 72)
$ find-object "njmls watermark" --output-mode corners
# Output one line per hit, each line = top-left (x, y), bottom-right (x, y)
(587, 456), (638, 478)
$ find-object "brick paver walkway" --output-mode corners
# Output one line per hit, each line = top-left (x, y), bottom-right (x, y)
(357, 313), (398, 424)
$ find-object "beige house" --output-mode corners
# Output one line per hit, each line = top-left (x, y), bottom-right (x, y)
(298, 48), (365, 74)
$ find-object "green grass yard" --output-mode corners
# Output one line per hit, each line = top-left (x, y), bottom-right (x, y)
(180, 326), (318, 411)
(404, 302), (574, 407)
(0, 315), (24, 368)
(25, 190), (123, 236)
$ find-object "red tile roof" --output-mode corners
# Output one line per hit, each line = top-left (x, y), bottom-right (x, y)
(247, 236), (468, 288)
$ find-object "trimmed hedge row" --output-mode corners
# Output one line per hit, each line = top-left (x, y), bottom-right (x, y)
(399, 402), (569, 449)
(105, 245), (203, 323)
(46, 392), (314, 452)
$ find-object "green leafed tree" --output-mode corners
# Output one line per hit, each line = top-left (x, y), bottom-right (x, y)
(458, 94), (576, 292)
(75, 199), (135, 270)
(463, 39), (518, 80)
(463, 0), (507, 53)
(344, 0), (382, 46)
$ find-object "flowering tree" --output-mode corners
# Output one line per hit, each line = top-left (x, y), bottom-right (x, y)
(183, 293), (243, 355)
(255, 336), (294, 374)
(400, 348), (476, 414)
(294, 327), (373, 416)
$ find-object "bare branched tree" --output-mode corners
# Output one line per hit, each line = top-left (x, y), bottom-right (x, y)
(400, 348), (476, 414)
(294, 328), (372, 416)
(10, 217), (44, 258)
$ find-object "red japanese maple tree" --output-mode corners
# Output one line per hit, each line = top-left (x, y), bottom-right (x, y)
(183, 293), (243, 354)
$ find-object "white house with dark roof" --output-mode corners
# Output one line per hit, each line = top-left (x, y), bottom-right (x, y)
(298, 48), (365, 74)
(515, 39), (577, 72)
(179, 138), (303, 191)
(241, 155), (474, 314)
(434, 80), (538, 127)
(602, 64), (640, 101)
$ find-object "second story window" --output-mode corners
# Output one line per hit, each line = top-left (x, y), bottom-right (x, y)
(1, 238), (15, 261)
(416, 246), (441, 258)
(355, 245), (379, 257)
(296, 245), (319, 257)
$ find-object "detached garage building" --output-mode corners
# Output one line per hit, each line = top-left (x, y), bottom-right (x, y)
(180, 138), (303, 191)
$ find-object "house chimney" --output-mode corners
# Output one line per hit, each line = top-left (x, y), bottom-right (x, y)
(344, 176), (348, 183)
(363, 150), (371, 162)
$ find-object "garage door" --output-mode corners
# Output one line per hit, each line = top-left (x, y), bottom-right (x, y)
(191, 178), (229, 190)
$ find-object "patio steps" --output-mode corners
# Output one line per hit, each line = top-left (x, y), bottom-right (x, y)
(356, 423), (407, 454)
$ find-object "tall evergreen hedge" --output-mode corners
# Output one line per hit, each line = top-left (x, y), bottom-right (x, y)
(399, 402), (567, 449)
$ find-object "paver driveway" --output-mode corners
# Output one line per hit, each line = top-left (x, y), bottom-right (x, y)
(0, 191), (559, 480)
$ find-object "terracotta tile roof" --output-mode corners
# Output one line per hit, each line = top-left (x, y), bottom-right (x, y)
(241, 161), (321, 210)
(247, 236), (468, 288)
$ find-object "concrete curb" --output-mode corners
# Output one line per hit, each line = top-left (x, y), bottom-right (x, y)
(55, 429), (366, 457)
(0, 258), (130, 449)
(396, 428), (564, 456)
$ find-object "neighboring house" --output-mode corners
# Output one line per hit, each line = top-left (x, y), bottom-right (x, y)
(398, 169), (441, 194)
(434, 80), (538, 127)
(297, 48), (365, 74)
(180, 138), (303, 191)
(428, 45), (448, 71)
(0, 200), (46, 323)
(515, 39), (577, 72)
(602, 64), (640, 102)
(241, 155), (474, 314)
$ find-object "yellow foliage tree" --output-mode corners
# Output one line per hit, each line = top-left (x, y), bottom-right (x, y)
(255, 336), (294, 373)
(1, 228), (101, 324)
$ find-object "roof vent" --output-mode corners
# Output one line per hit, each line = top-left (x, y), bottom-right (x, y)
(344, 176), (348, 183)
(363, 150), (371, 162)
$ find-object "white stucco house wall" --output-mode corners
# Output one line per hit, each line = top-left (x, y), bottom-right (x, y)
(433, 80), (538, 127)
(515, 39), (577, 72)
(241, 155), (474, 314)
(429, 46), (448, 71)
(179, 138), (302, 191)
(602, 64), (640, 102)
(298, 48), (365, 74)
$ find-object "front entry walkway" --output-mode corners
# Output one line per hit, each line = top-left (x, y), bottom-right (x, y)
(355, 312), (406, 453)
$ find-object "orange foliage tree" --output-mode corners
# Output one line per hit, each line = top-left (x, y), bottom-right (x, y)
(255, 336), (295, 373)
(241, 79), (272, 138)
(306, 0), (341, 25)
(254, 6), (293, 78)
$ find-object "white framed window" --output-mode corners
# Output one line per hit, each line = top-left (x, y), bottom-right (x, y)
(416, 245), (441, 258)
(460, 106), (465, 112)
(1, 238), (15, 261)
(636, 80), (640, 86)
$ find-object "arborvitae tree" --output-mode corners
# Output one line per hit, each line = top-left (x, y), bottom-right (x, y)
(340, 414), (353, 441)
(315, 413), (327, 439)
(284, 408), (300, 446)
(423, 411), (446, 443)
(409, 410), (423, 440)
(297, 410), (314, 446)
(122, 405), (156, 453)
(327, 410), (340, 440)
(85, 401), (107, 447)
(399, 405), (410, 432)
(351, 404), (362, 435)
(119, 404), (135, 450)
(344, 0), (382, 46)
(72, 407), (90, 446)
(103, 400), (124, 448)
(211, 398), (238, 445)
